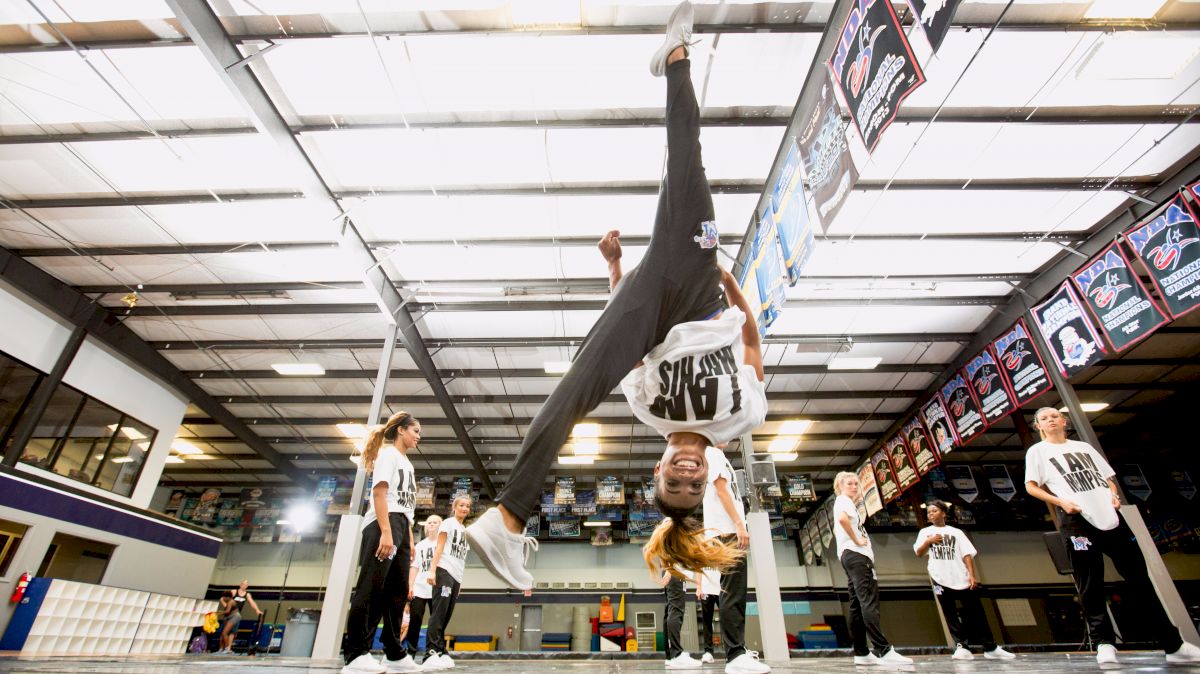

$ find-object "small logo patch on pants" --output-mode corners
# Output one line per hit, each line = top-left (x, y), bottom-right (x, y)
(1071, 536), (1092, 551)
(694, 221), (719, 249)
(441, 585), (453, 597)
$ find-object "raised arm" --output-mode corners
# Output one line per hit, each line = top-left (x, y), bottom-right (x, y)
(598, 230), (623, 291)
(720, 268), (763, 381)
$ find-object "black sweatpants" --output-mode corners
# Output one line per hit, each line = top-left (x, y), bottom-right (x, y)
(700, 593), (719, 655)
(425, 568), (462, 656)
(664, 577), (686, 659)
(402, 594), (429, 657)
(718, 535), (748, 662)
(1058, 511), (1183, 652)
(933, 585), (996, 651)
(496, 58), (726, 521)
(841, 550), (890, 657)
(345, 514), (411, 663)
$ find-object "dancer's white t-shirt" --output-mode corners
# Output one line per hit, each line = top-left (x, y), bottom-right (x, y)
(702, 446), (745, 539)
(436, 517), (470, 584)
(1024, 439), (1118, 531)
(833, 495), (873, 561)
(362, 446), (416, 531)
(699, 568), (721, 597)
(913, 525), (976, 591)
(411, 538), (436, 600)
(621, 311), (766, 446)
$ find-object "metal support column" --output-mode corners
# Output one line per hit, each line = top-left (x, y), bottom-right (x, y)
(313, 325), (400, 660)
(3, 325), (86, 467)
(1025, 315), (1199, 647)
(740, 433), (790, 662)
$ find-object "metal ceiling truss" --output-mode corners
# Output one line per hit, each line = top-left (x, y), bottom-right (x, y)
(181, 411), (899, 426)
(191, 390), (930, 404)
(179, 432), (881, 445)
(179, 363), (945, 379)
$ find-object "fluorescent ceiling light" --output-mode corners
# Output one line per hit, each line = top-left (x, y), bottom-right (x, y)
(271, 362), (326, 376)
(559, 455), (595, 465)
(1084, 0), (1167, 20)
(544, 361), (572, 374)
(181, 454), (214, 461)
(512, 0), (581, 26)
(583, 521), (612, 527)
(1059, 403), (1110, 413)
(768, 437), (799, 454)
(284, 503), (320, 532)
(778, 419), (813, 435)
(111, 456), (134, 464)
(827, 356), (882, 370)
(770, 453), (798, 462)
(163, 456), (185, 464)
(107, 424), (147, 440)
(173, 440), (203, 455)
(572, 423), (601, 438)
(1078, 34), (1200, 80)
(573, 439), (601, 456)
(276, 519), (290, 526)
(337, 423), (368, 439)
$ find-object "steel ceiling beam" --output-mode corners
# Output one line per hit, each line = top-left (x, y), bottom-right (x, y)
(191, 390), (930, 405)
(165, 0), (496, 496)
(0, 246), (315, 487)
(179, 363), (944, 379)
(181, 411), (895, 426)
(183, 433), (879, 445)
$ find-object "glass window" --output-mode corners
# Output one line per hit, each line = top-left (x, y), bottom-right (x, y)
(0, 352), (44, 453)
(18, 384), (84, 471)
(0, 519), (30, 577)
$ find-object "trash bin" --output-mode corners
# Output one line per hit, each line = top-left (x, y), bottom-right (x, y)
(280, 608), (321, 657)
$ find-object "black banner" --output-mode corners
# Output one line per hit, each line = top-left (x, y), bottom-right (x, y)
(798, 73), (859, 229)
(906, 0), (963, 52)
(1072, 241), (1169, 352)
(1031, 281), (1107, 377)
(1124, 194), (1200, 319)
(886, 433), (919, 491)
(990, 318), (1052, 406)
(940, 373), (986, 445)
(901, 415), (939, 475)
(872, 448), (900, 504)
(920, 396), (957, 455)
(828, 0), (926, 152)
(963, 347), (1016, 424)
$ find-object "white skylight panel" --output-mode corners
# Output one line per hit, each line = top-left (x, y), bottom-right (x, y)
(699, 33), (819, 108)
(803, 239), (1060, 277)
(766, 305), (995, 336)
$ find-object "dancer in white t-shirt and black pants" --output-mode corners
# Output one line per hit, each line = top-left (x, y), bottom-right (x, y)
(423, 496), (472, 670)
(914, 500), (1014, 661)
(831, 472), (911, 667)
(1025, 407), (1199, 666)
(343, 412), (422, 674)
(696, 568), (720, 664)
(402, 515), (442, 660)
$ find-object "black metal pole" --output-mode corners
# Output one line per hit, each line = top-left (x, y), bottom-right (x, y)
(3, 325), (86, 467)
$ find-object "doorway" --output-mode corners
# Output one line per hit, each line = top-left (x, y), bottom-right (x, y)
(36, 533), (115, 585)
(520, 605), (542, 652)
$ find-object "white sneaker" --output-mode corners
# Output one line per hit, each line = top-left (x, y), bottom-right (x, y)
(984, 646), (1015, 660)
(465, 508), (537, 591)
(1166, 641), (1200, 664)
(421, 653), (450, 670)
(438, 653), (454, 669)
(385, 654), (422, 672)
(343, 653), (387, 674)
(853, 653), (878, 666)
(649, 1), (694, 77)
(877, 648), (913, 666)
(725, 651), (770, 674)
(952, 645), (974, 660)
(667, 653), (702, 670)
(701, 652), (716, 664)
(1096, 643), (1118, 665)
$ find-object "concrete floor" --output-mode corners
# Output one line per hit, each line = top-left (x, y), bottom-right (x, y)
(0, 652), (1194, 673)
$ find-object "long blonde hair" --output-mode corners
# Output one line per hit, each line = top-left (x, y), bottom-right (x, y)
(642, 478), (745, 580)
(832, 471), (857, 495)
(362, 411), (416, 472)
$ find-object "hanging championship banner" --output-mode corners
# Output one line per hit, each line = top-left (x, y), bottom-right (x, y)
(964, 348), (1017, 424)
(596, 476), (624, 505)
(627, 518), (658, 539)
(540, 491), (567, 515)
(944, 464), (980, 503)
(786, 474), (816, 501)
(828, 0), (926, 152)
(754, 205), (788, 329)
(1032, 281), (1108, 377)
(798, 73), (859, 229)
(451, 477), (473, 501)
(1072, 242), (1169, 352)
(801, 525), (815, 565)
(315, 476), (338, 509)
(1124, 194), (1200, 319)
(857, 462), (884, 516)
(872, 448), (900, 503)
(983, 464), (1016, 502)
(991, 318), (1052, 405)
(737, 243), (769, 339)
(1118, 464), (1152, 501)
(1170, 470), (1196, 500)
(548, 517), (580, 538)
(906, 0), (964, 52)
(525, 514), (540, 538)
(921, 396), (958, 454)
(885, 433), (919, 491)
(554, 476), (576, 505)
(571, 489), (597, 515)
(771, 140), (818, 283)
(818, 502), (835, 550)
(415, 476), (437, 509)
(808, 520), (823, 559)
(901, 416), (939, 475)
(940, 373), (986, 444)
(927, 467), (950, 492)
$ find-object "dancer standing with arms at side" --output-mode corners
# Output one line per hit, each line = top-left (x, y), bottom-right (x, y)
(659, 569), (700, 670)
(402, 515), (442, 661)
(697, 568), (720, 664)
(422, 497), (472, 671)
(914, 500), (1015, 661)
(832, 472), (911, 667)
(1024, 407), (1199, 665)
(342, 412), (422, 674)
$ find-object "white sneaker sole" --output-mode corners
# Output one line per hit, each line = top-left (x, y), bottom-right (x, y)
(650, 1), (693, 76)
(465, 521), (531, 591)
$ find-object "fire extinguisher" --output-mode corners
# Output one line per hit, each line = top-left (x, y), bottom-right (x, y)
(9, 572), (31, 603)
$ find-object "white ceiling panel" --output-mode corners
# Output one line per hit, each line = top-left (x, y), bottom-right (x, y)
(765, 305), (995, 337)
(771, 341), (963, 367)
(803, 239), (1061, 277)
(418, 309), (605, 339)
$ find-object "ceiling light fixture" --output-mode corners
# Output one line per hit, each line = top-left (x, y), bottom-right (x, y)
(583, 521), (612, 527)
(770, 453), (799, 462)
(572, 423), (600, 438)
(1059, 402), (1110, 413)
(337, 423), (368, 439)
(163, 456), (185, 464)
(768, 437), (799, 454)
(112, 456), (134, 464)
(778, 419), (813, 435)
(173, 440), (203, 455)
(511, 0), (581, 26)
(544, 361), (572, 374)
(559, 455), (595, 465)
(827, 356), (882, 370)
(1083, 0), (1167, 20)
(271, 363), (326, 376)
(107, 424), (146, 440)
(573, 439), (601, 456)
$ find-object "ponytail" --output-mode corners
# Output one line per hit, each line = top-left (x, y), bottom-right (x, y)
(361, 410), (416, 472)
(643, 516), (744, 581)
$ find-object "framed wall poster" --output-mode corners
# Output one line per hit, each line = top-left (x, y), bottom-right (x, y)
(1031, 281), (1107, 377)
(1071, 241), (1169, 352)
(901, 415), (939, 475)
(964, 347), (1017, 424)
(416, 476), (437, 509)
(885, 433), (919, 491)
(940, 373), (987, 444)
(921, 395), (958, 455)
(549, 517), (581, 538)
(1123, 193), (1200, 319)
(990, 318), (1053, 406)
